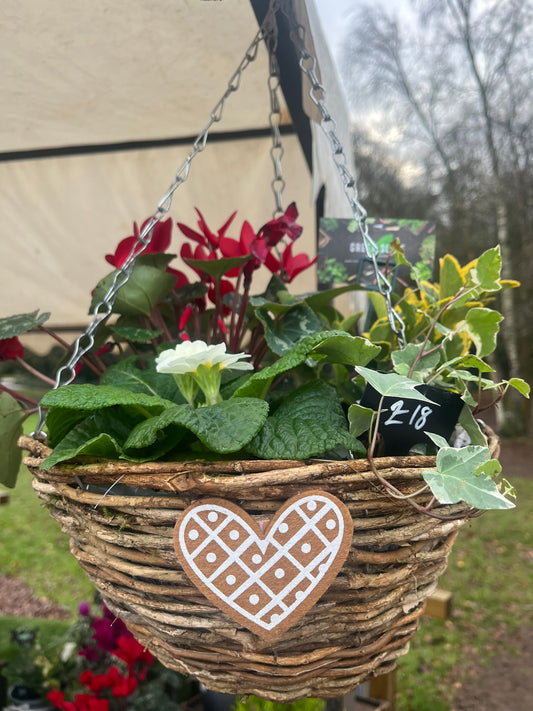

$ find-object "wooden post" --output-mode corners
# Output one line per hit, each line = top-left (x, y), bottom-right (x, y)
(343, 588), (453, 711)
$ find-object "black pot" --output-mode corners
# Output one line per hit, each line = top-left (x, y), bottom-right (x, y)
(8, 684), (49, 709)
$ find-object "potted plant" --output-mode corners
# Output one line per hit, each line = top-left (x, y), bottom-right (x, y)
(2, 203), (529, 700)
(2, 603), (194, 711)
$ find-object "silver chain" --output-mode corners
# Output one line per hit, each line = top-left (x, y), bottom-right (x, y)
(34, 0), (406, 437)
(264, 5), (286, 217)
(33, 1), (280, 436)
(279, 1), (407, 349)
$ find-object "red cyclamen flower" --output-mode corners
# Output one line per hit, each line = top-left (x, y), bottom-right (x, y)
(0, 336), (24, 361)
(105, 218), (173, 268)
(255, 202), (303, 248)
(177, 208), (237, 250)
(280, 243), (317, 283)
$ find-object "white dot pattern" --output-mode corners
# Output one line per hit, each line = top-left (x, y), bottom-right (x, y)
(178, 494), (349, 634)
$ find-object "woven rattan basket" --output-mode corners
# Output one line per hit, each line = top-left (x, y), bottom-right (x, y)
(19, 431), (499, 701)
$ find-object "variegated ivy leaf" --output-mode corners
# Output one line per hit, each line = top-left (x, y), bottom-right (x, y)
(392, 343), (442, 382)
(355, 367), (437, 404)
(470, 246), (502, 292)
(347, 403), (375, 438)
(457, 407), (487, 446)
(311, 334), (380, 367)
(448, 354), (495, 373)
(508, 378), (530, 398)
(422, 444), (514, 510)
(457, 307), (503, 357)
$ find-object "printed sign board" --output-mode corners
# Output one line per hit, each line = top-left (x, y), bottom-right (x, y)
(317, 217), (436, 290)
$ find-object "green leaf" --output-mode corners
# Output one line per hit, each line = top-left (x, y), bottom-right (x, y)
(320, 217), (339, 231)
(124, 398), (269, 457)
(183, 255), (251, 280)
(90, 264), (177, 316)
(347, 403), (375, 438)
(340, 311), (364, 333)
(355, 367), (438, 403)
(41, 383), (173, 411)
(120, 416), (188, 461)
(458, 406), (487, 446)
(461, 308), (503, 357)
(45, 407), (94, 448)
(508, 378), (530, 398)
(255, 303), (324, 356)
(233, 330), (351, 398)
(311, 334), (380, 367)
(110, 325), (163, 342)
(425, 432), (449, 449)
(300, 283), (363, 313)
(438, 255), (465, 300)
(247, 381), (359, 459)
(41, 409), (139, 470)
(0, 392), (27, 487)
(367, 292), (388, 322)
(448, 354), (494, 373)
(423, 445), (514, 509)
(42, 383), (175, 447)
(101, 358), (185, 403)
(471, 246), (502, 292)
(392, 344), (442, 381)
(0, 310), (51, 339)
(476, 458), (502, 479)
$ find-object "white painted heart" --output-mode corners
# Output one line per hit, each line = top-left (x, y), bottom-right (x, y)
(173, 491), (353, 641)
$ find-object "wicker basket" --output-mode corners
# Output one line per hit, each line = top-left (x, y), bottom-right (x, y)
(19, 431), (499, 702)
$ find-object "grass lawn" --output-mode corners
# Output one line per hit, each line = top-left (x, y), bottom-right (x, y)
(396, 476), (533, 710)
(0, 615), (71, 665)
(0, 462), (94, 616)
(1, 438), (530, 711)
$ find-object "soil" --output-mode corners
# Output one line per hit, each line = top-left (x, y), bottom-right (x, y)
(1, 438), (532, 710)
(0, 575), (71, 620)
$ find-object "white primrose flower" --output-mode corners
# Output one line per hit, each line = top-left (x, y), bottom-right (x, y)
(156, 340), (252, 405)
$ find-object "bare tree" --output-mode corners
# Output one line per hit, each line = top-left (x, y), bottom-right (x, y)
(342, 0), (533, 433)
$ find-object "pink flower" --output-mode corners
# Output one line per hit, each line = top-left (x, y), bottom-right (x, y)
(78, 601), (91, 616)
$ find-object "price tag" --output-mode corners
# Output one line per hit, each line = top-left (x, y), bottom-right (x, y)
(360, 383), (464, 455)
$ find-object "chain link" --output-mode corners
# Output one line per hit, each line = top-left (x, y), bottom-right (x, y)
(33, 1), (281, 436)
(264, 3), (286, 217)
(34, 0), (407, 437)
(279, 0), (407, 349)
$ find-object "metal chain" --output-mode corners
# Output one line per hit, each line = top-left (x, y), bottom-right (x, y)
(264, 4), (286, 217)
(279, 1), (407, 349)
(33, 0), (281, 436)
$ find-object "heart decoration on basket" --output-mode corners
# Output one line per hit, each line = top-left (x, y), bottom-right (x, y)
(174, 491), (353, 641)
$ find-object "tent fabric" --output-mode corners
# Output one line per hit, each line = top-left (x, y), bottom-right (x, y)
(0, 0), (353, 340)
(1, 135), (314, 327)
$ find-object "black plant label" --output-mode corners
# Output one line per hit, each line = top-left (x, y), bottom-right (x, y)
(360, 383), (464, 455)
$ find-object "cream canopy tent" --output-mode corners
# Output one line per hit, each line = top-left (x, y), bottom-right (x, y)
(0, 0), (354, 344)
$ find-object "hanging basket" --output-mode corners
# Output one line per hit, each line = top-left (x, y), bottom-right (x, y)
(19, 430), (499, 702)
